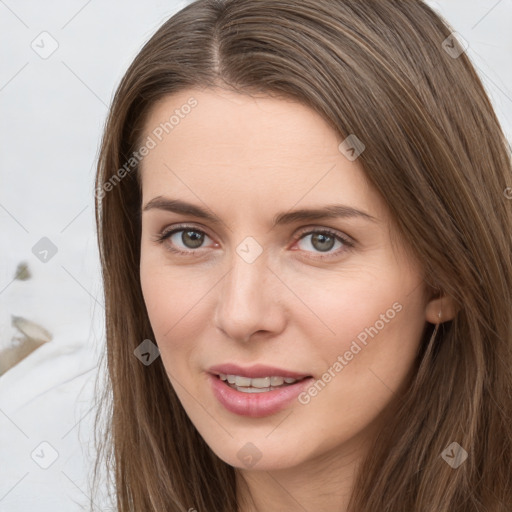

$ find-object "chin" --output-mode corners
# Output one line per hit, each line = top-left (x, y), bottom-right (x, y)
(199, 432), (312, 472)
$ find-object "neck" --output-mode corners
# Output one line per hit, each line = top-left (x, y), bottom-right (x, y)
(235, 440), (365, 512)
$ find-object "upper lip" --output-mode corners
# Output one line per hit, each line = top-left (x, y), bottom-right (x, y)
(208, 363), (311, 379)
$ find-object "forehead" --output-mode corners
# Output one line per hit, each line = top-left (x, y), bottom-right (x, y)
(139, 87), (386, 221)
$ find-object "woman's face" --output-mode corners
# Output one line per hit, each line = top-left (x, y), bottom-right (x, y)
(139, 87), (434, 471)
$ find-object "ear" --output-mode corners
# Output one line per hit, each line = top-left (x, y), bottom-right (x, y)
(425, 293), (457, 324)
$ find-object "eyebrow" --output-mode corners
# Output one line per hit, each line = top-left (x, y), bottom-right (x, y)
(142, 196), (377, 227)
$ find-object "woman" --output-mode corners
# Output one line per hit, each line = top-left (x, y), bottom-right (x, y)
(93, 0), (512, 510)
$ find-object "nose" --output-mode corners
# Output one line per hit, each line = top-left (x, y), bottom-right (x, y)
(213, 246), (286, 343)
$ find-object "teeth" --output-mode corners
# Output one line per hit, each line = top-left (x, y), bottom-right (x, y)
(251, 377), (271, 387)
(235, 376), (252, 387)
(236, 386), (271, 393)
(219, 374), (301, 389)
(270, 376), (284, 386)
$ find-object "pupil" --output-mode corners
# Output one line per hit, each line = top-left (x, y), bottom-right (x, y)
(183, 230), (203, 249)
(180, 231), (335, 252)
(312, 233), (334, 252)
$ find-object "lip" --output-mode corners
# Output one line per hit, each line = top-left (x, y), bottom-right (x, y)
(208, 363), (311, 380)
(207, 365), (314, 418)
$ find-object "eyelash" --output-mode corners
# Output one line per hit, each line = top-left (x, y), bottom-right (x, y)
(153, 224), (355, 260)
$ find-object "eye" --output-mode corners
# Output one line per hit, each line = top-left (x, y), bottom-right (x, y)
(153, 225), (215, 255)
(292, 228), (354, 259)
(153, 224), (355, 259)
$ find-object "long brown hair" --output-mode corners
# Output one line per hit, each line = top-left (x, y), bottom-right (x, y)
(93, 0), (512, 510)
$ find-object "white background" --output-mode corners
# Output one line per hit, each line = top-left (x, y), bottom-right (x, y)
(0, 1), (511, 510)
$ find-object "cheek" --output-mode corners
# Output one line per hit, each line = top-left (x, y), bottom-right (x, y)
(139, 256), (215, 364)
(291, 263), (424, 352)
(299, 277), (426, 427)
(294, 262), (426, 394)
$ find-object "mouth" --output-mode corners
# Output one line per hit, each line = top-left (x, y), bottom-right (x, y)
(207, 364), (314, 417)
(217, 373), (309, 393)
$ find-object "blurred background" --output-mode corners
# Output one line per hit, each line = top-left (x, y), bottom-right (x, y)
(0, 0), (511, 510)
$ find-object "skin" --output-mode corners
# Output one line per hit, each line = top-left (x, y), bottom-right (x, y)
(139, 87), (455, 512)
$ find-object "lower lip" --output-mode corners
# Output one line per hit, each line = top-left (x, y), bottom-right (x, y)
(208, 374), (314, 417)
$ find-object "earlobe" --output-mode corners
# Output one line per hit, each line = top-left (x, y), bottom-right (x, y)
(425, 294), (457, 324)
